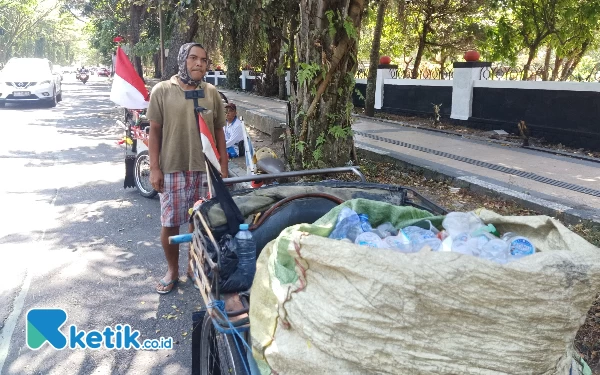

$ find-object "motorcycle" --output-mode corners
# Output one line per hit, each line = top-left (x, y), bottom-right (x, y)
(79, 72), (89, 84)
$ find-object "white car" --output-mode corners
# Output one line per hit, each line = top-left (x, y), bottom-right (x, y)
(0, 58), (63, 108)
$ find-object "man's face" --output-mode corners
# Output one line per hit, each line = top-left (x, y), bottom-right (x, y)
(226, 107), (236, 122)
(186, 46), (207, 81)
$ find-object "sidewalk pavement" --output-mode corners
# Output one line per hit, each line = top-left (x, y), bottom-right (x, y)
(220, 89), (600, 225)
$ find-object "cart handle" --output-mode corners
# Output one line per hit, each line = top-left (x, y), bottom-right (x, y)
(168, 233), (193, 244)
(222, 166), (366, 184)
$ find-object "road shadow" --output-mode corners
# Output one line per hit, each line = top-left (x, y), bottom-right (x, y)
(3, 180), (199, 375)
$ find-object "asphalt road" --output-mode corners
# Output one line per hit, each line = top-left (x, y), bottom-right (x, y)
(0, 75), (198, 374)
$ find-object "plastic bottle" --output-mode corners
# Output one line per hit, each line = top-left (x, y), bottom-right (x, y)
(383, 233), (413, 253)
(502, 233), (536, 260)
(466, 235), (489, 257)
(402, 226), (442, 252)
(345, 213), (374, 242)
(374, 222), (398, 238)
(232, 223), (257, 288)
(442, 212), (471, 238)
(358, 214), (373, 232)
(451, 232), (474, 255)
(355, 232), (386, 248)
(479, 238), (509, 264)
(329, 208), (361, 240)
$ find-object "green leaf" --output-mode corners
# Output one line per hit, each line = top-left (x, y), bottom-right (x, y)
(296, 141), (306, 155)
(326, 10), (336, 39)
(316, 132), (326, 147)
(328, 125), (350, 139)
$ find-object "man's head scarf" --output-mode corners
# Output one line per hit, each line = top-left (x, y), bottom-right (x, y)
(178, 42), (205, 86)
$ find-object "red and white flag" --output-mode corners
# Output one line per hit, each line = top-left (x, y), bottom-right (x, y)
(110, 46), (149, 109)
(198, 114), (221, 173)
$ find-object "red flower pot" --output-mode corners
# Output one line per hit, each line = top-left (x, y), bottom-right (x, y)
(379, 56), (392, 65)
(464, 50), (480, 62)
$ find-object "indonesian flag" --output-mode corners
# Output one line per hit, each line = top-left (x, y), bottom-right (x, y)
(198, 114), (221, 173)
(110, 46), (149, 109)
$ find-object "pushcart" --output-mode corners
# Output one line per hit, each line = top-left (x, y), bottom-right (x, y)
(171, 167), (447, 375)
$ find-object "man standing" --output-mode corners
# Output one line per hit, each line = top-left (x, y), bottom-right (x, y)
(224, 103), (244, 158)
(147, 43), (228, 294)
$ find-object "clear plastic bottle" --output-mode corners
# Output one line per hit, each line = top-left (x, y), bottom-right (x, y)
(479, 238), (509, 264)
(502, 233), (536, 260)
(232, 223), (257, 287)
(374, 222), (398, 238)
(355, 232), (385, 248)
(358, 214), (373, 232)
(329, 208), (361, 240)
(383, 234), (413, 252)
(451, 232), (473, 255)
(402, 226), (441, 252)
(442, 212), (471, 238)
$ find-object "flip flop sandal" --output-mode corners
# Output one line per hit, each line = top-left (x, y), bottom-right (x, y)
(156, 279), (179, 295)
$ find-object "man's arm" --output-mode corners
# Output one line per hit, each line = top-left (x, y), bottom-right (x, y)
(215, 127), (228, 178)
(149, 120), (164, 192)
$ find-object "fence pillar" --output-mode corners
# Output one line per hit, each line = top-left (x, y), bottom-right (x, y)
(213, 70), (222, 86)
(450, 62), (491, 120)
(375, 64), (397, 109)
(240, 69), (250, 90)
(285, 70), (291, 96)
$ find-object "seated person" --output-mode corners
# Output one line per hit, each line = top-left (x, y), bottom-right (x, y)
(224, 103), (244, 158)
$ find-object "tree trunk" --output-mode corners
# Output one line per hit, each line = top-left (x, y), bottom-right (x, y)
(560, 41), (589, 81)
(560, 58), (575, 81)
(128, 3), (145, 80)
(412, 21), (429, 79)
(263, 25), (282, 97)
(402, 56), (413, 78)
(164, 2), (199, 80)
(288, 13), (299, 97)
(290, 0), (366, 169)
(522, 44), (538, 80)
(551, 55), (562, 81)
(542, 45), (552, 81)
(225, 35), (241, 90)
(153, 51), (161, 78)
(278, 45), (287, 100)
(365, 0), (387, 117)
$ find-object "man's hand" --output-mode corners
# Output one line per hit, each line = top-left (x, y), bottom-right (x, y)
(150, 168), (164, 193)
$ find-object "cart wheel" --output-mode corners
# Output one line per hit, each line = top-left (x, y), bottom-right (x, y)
(134, 150), (158, 198)
(192, 310), (207, 375)
(200, 312), (249, 375)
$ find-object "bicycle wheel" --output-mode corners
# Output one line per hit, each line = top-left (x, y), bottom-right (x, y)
(134, 150), (157, 198)
(200, 312), (249, 375)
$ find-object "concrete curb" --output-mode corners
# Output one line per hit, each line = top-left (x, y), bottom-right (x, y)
(356, 146), (599, 226)
(234, 104), (286, 142)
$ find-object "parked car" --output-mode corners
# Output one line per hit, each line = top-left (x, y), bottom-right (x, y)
(0, 58), (63, 107)
(97, 68), (110, 77)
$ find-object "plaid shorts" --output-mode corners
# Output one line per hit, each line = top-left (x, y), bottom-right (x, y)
(159, 171), (209, 227)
